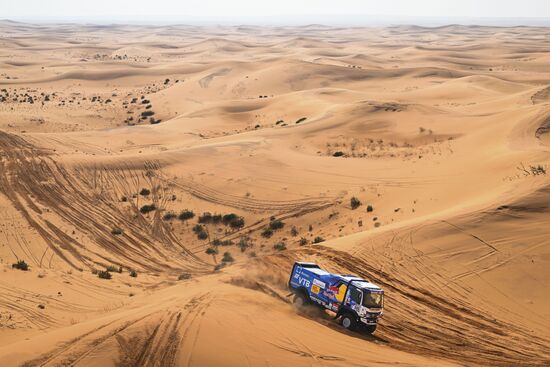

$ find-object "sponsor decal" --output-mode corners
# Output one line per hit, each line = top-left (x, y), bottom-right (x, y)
(312, 279), (326, 289)
(311, 284), (321, 294)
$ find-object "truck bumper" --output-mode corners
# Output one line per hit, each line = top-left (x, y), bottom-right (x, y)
(360, 317), (378, 325)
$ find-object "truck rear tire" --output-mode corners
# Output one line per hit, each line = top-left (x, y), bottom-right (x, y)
(292, 293), (309, 309)
(363, 324), (377, 334)
(341, 313), (357, 331)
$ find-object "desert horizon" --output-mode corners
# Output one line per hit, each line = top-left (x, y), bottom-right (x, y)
(0, 12), (549, 367)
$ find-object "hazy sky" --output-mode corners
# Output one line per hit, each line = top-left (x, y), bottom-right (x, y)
(2, 0), (549, 20)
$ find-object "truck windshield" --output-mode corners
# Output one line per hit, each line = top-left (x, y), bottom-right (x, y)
(362, 291), (383, 308)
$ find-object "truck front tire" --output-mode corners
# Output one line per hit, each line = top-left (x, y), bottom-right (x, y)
(341, 313), (357, 331)
(363, 324), (377, 334)
(292, 293), (308, 309)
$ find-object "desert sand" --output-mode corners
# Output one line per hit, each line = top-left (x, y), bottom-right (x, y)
(0, 20), (549, 366)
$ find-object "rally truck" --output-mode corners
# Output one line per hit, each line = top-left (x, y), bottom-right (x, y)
(288, 262), (384, 333)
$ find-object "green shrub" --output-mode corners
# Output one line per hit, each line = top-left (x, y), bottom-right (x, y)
(212, 239), (222, 246)
(228, 216), (245, 229)
(139, 188), (151, 196)
(98, 270), (112, 280)
(197, 231), (208, 240)
(261, 228), (273, 238)
(206, 247), (218, 255)
(367, 205), (374, 212)
(248, 251), (257, 258)
(222, 252), (234, 263)
(178, 273), (191, 280)
(178, 210), (195, 220)
(163, 211), (177, 220)
(198, 212), (213, 223)
(192, 224), (204, 233)
(140, 204), (156, 214)
(313, 236), (325, 244)
(111, 227), (123, 235)
(221, 239), (234, 246)
(12, 260), (29, 271)
(290, 226), (299, 236)
(273, 243), (287, 251)
(295, 117), (307, 124)
(130, 270), (138, 278)
(299, 237), (308, 246)
(238, 237), (250, 252)
(106, 265), (122, 273)
(222, 213), (238, 225)
(269, 219), (285, 230)
(350, 197), (362, 210)
(333, 151), (344, 157)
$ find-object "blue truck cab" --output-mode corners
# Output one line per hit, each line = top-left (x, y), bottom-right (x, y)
(288, 262), (384, 333)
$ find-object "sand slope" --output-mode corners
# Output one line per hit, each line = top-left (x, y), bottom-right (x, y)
(0, 22), (549, 367)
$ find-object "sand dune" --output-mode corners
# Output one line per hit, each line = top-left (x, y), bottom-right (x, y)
(0, 22), (549, 367)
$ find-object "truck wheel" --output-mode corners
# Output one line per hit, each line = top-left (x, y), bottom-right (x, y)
(363, 324), (377, 334)
(292, 293), (308, 309)
(341, 313), (357, 331)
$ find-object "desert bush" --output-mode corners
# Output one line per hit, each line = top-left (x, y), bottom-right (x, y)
(141, 110), (155, 117)
(367, 204), (374, 212)
(111, 227), (123, 235)
(205, 247), (218, 255)
(222, 213), (238, 225)
(261, 228), (274, 238)
(98, 270), (112, 280)
(238, 237), (250, 252)
(221, 239), (234, 246)
(375, 222), (381, 228)
(222, 252), (234, 263)
(163, 211), (177, 220)
(295, 117), (307, 124)
(12, 260), (29, 271)
(299, 237), (308, 246)
(198, 212), (213, 223)
(178, 209), (195, 220)
(178, 273), (191, 280)
(130, 270), (138, 278)
(273, 243), (287, 251)
(212, 214), (222, 223)
(193, 224), (208, 240)
(248, 251), (257, 258)
(140, 204), (156, 214)
(120, 196), (128, 202)
(106, 265), (122, 273)
(290, 226), (299, 236)
(313, 236), (325, 244)
(333, 151), (345, 157)
(228, 216), (245, 229)
(139, 188), (151, 196)
(212, 239), (222, 246)
(269, 219), (285, 230)
(350, 197), (362, 210)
